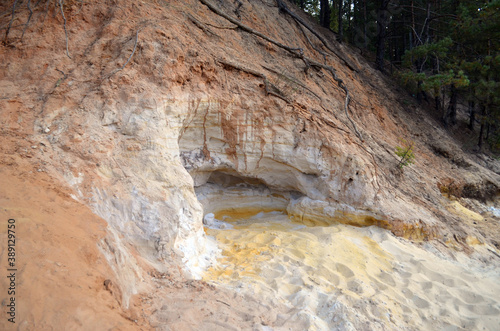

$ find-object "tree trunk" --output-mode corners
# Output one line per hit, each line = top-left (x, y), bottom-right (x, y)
(338, 0), (343, 42)
(468, 101), (475, 131)
(443, 86), (458, 127)
(422, 3), (431, 44)
(363, 0), (367, 49)
(478, 105), (486, 149)
(347, 0), (352, 39)
(416, 62), (423, 103)
(375, 0), (391, 72)
(435, 96), (441, 112)
(320, 0), (331, 29)
(411, 0), (415, 47)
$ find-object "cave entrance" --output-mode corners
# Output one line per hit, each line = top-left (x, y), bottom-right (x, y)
(194, 171), (300, 228)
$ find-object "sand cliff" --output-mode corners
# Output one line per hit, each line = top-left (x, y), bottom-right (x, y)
(1, 0), (499, 329)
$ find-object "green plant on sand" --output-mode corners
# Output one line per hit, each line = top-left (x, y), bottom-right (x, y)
(395, 138), (415, 169)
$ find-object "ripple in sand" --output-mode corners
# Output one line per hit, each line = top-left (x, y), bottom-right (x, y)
(458, 290), (484, 304)
(420, 281), (433, 291)
(378, 271), (396, 287)
(204, 212), (500, 330)
(467, 304), (500, 316)
(335, 263), (355, 278)
(412, 295), (430, 309)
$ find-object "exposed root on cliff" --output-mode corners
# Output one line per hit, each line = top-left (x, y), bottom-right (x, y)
(187, 13), (220, 37)
(261, 64), (322, 101)
(21, 0), (33, 39)
(198, 0), (363, 141)
(3, 0), (19, 44)
(107, 29), (140, 79)
(3, 0), (73, 54)
(217, 58), (290, 103)
(297, 22), (327, 63)
(275, 0), (358, 72)
(198, 0), (301, 54)
(58, 0), (70, 58)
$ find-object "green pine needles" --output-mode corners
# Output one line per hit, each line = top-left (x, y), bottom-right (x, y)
(395, 138), (415, 169)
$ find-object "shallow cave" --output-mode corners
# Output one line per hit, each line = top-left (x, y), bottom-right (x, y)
(194, 170), (301, 225)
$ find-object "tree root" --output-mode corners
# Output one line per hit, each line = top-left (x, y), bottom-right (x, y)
(59, 0), (71, 59)
(3, 0), (19, 44)
(217, 58), (290, 103)
(297, 22), (327, 63)
(275, 0), (358, 72)
(187, 13), (219, 37)
(261, 64), (322, 101)
(107, 29), (140, 79)
(198, 0), (302, 54)
(4, 0), (77, 57)
(21, 0), (33, 40)
(199, 0), (363, 141)
(205, 21), (238, 30)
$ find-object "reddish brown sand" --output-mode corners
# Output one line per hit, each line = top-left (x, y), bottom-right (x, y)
(0, 166), (141, 330)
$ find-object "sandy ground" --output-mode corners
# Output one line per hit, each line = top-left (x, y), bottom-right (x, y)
(0, 167), (309, 330)
(1, 166), (499, 331)
(0, 167), (145, 330)
(204, 211), (500, 330)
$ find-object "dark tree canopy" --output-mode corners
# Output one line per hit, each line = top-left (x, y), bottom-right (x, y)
(291, 0), (499, 150)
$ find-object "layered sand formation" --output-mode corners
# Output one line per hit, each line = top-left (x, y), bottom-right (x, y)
(1, 0), (500, 329)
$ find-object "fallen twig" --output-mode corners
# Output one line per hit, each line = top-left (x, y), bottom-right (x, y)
(216, 299), (231, 307)
(488, 248), (500, 259)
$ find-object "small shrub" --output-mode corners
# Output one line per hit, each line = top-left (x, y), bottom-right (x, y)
(395, 138), (415, 169)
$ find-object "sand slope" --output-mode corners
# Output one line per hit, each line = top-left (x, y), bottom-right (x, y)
(0, 168), (142, 330)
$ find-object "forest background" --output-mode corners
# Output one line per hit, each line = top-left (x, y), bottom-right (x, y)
(291, 0), (499, 151)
